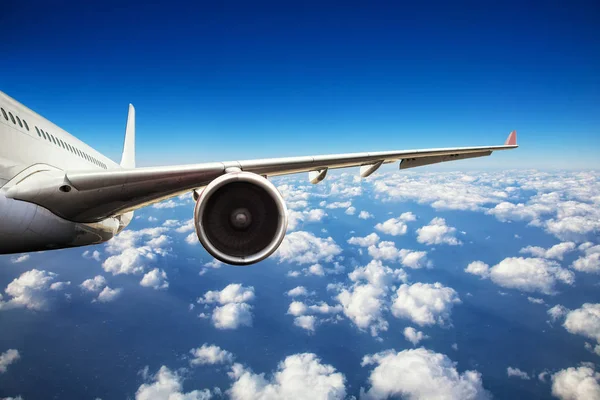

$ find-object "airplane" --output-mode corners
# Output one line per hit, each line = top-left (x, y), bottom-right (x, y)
(0, 90), (518, 265)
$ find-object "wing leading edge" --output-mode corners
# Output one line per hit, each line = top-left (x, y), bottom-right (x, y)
(4, 131), (517, 222)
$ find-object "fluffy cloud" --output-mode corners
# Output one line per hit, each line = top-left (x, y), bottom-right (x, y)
(190, 344), (234, 366)
(96, 286), (122, 303)
(151, 199), (185, 209)
(10, 254), (29, 263)
(287, 286), (311, 297)
(465, 257), (574, 295)
(103, 227), (171, 275)
(403, 327), (428, 346)
(294, 315), (317, 332)
(82, 250), (101, 262)
(0, 269), (69, 311)
(80, 275), (108, 293)
(135, 365), (212, 400)
(199, 284), (255, 305)
(0, 349), (20, 373)
(548, 304), (569, 322)
(345, 206), (356, 215)
(322, 201), (352, 209)
(348, 233), (380, 247)
(287, 299), (342, 332)
(275, 231), (342, 265)
(198, 284), (255, 330)
(228, 353), (346, 400)
(391, 283), (461, 326)
(464, 261), (490, 278)
(552, 366), (600, 400)
(359, 211), (374, 219)
(140, 268), (169, 290)
(287, 209), (327, 231)
(366, 241), (430, 268)
(375, 212), (416, 236)
(507, 367), (530, 380)
(571, 244), (600, 274)
(416, 218), (461, 246)
(212, 303), (253, 329)
(361, 348), (490, 400)
(519, 242), (576, 260)
(563, 303), (600, 344)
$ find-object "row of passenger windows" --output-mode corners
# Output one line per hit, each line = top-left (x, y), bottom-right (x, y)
(1, 107), (107, 169)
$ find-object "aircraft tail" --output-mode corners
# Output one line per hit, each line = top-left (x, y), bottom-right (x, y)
(120, 104), (136, 168)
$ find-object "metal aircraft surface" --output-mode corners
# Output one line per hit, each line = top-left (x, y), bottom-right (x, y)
(0, 91), (518, 265)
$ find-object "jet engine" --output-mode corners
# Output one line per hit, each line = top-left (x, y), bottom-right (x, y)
(194, 171), (288, 265)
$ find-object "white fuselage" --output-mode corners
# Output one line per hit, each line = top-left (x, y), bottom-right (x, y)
(0, 91), (127, 254)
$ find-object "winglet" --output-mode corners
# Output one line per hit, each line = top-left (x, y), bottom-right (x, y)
(504, 130), (517, 146)
(120, 104), (136, 168)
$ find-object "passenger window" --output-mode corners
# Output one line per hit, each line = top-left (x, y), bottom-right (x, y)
(42, 130), (48, 140)
(8, 112), (16, 124)
(35, 127), (41, 137)
(1, 108), (7, 120)
(23, 120), (29, 131)
(15, 116), (23, 128)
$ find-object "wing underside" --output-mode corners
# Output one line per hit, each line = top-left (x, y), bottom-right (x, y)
(3, 132), (517, 223)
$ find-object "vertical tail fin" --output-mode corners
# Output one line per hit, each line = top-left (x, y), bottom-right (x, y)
(120, 104), (136, 168)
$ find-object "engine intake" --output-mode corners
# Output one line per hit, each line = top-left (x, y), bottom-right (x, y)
(194, 171), (288, 265)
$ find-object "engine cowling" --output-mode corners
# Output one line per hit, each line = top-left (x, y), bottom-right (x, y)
(194, 171), (288, 265)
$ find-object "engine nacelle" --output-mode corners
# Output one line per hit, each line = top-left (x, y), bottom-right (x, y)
(194, 171), (288, 265)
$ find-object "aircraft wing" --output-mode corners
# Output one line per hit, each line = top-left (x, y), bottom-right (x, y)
(4, 131), (517, 223)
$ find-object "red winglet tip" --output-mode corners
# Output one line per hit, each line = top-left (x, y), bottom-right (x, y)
(504, 130), (517, 146)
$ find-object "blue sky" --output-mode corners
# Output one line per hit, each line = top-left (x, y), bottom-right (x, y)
(1, 1), (598, 168)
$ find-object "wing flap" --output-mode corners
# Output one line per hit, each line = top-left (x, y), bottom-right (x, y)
(399, 150), (493, 169)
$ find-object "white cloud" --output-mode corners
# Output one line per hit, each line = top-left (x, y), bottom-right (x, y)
(151, 199), (184, 209)
(212, 303), (253, 329)
(337, 284), (388, 337)
(507, 367), (530, 380)
(398, 249), (431, 269)
(10, 254), (29, 263)
(198, 284), (255, 330)
(96, 286), (122, 303)
(466, 257), (574, 295)
(103, 227), (171, 275)
(552, 366), (600, 400)
(83, 250), (101, 262)
(199, 284), (255, 305)
(306, 264), (325, 276)
(572, 249), (600, 274)
(349, 260), (407, 288)
(361, 348), (490, 400)
(416, 218), (462, 246)
(287, 301), (308, 317)
(465, 261), (490, 278)
(185, 232), (198, 245)
(548, 304), (569, 322)
(140, 269), (169, 290)
(287, 209), (327, 231)
(275, 231), (342, 265)
(391, 282), (461, 327)
(527, 297), (545, 305)
(0, 269), (69, 311)
(519, 242), (576, 260)
(80, 275), (107, 293)
(563, 303), (600, 344)
(403, 327), (429, 346)
(345, 206), (356, 215)
(348, 233), (380, 247)
(294, 315), (317, 332)
(175, 219), (195, 233)
(359, 211), (374, 219)
(323, 201), (352, 209)
(287, 286), (311, 297)
(228, 353), (346, 400)
(190, 344), (234, 366)
(135, 365), (212, 400)
(0, 349), (20, 373)
(374, 212), (415, 236)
